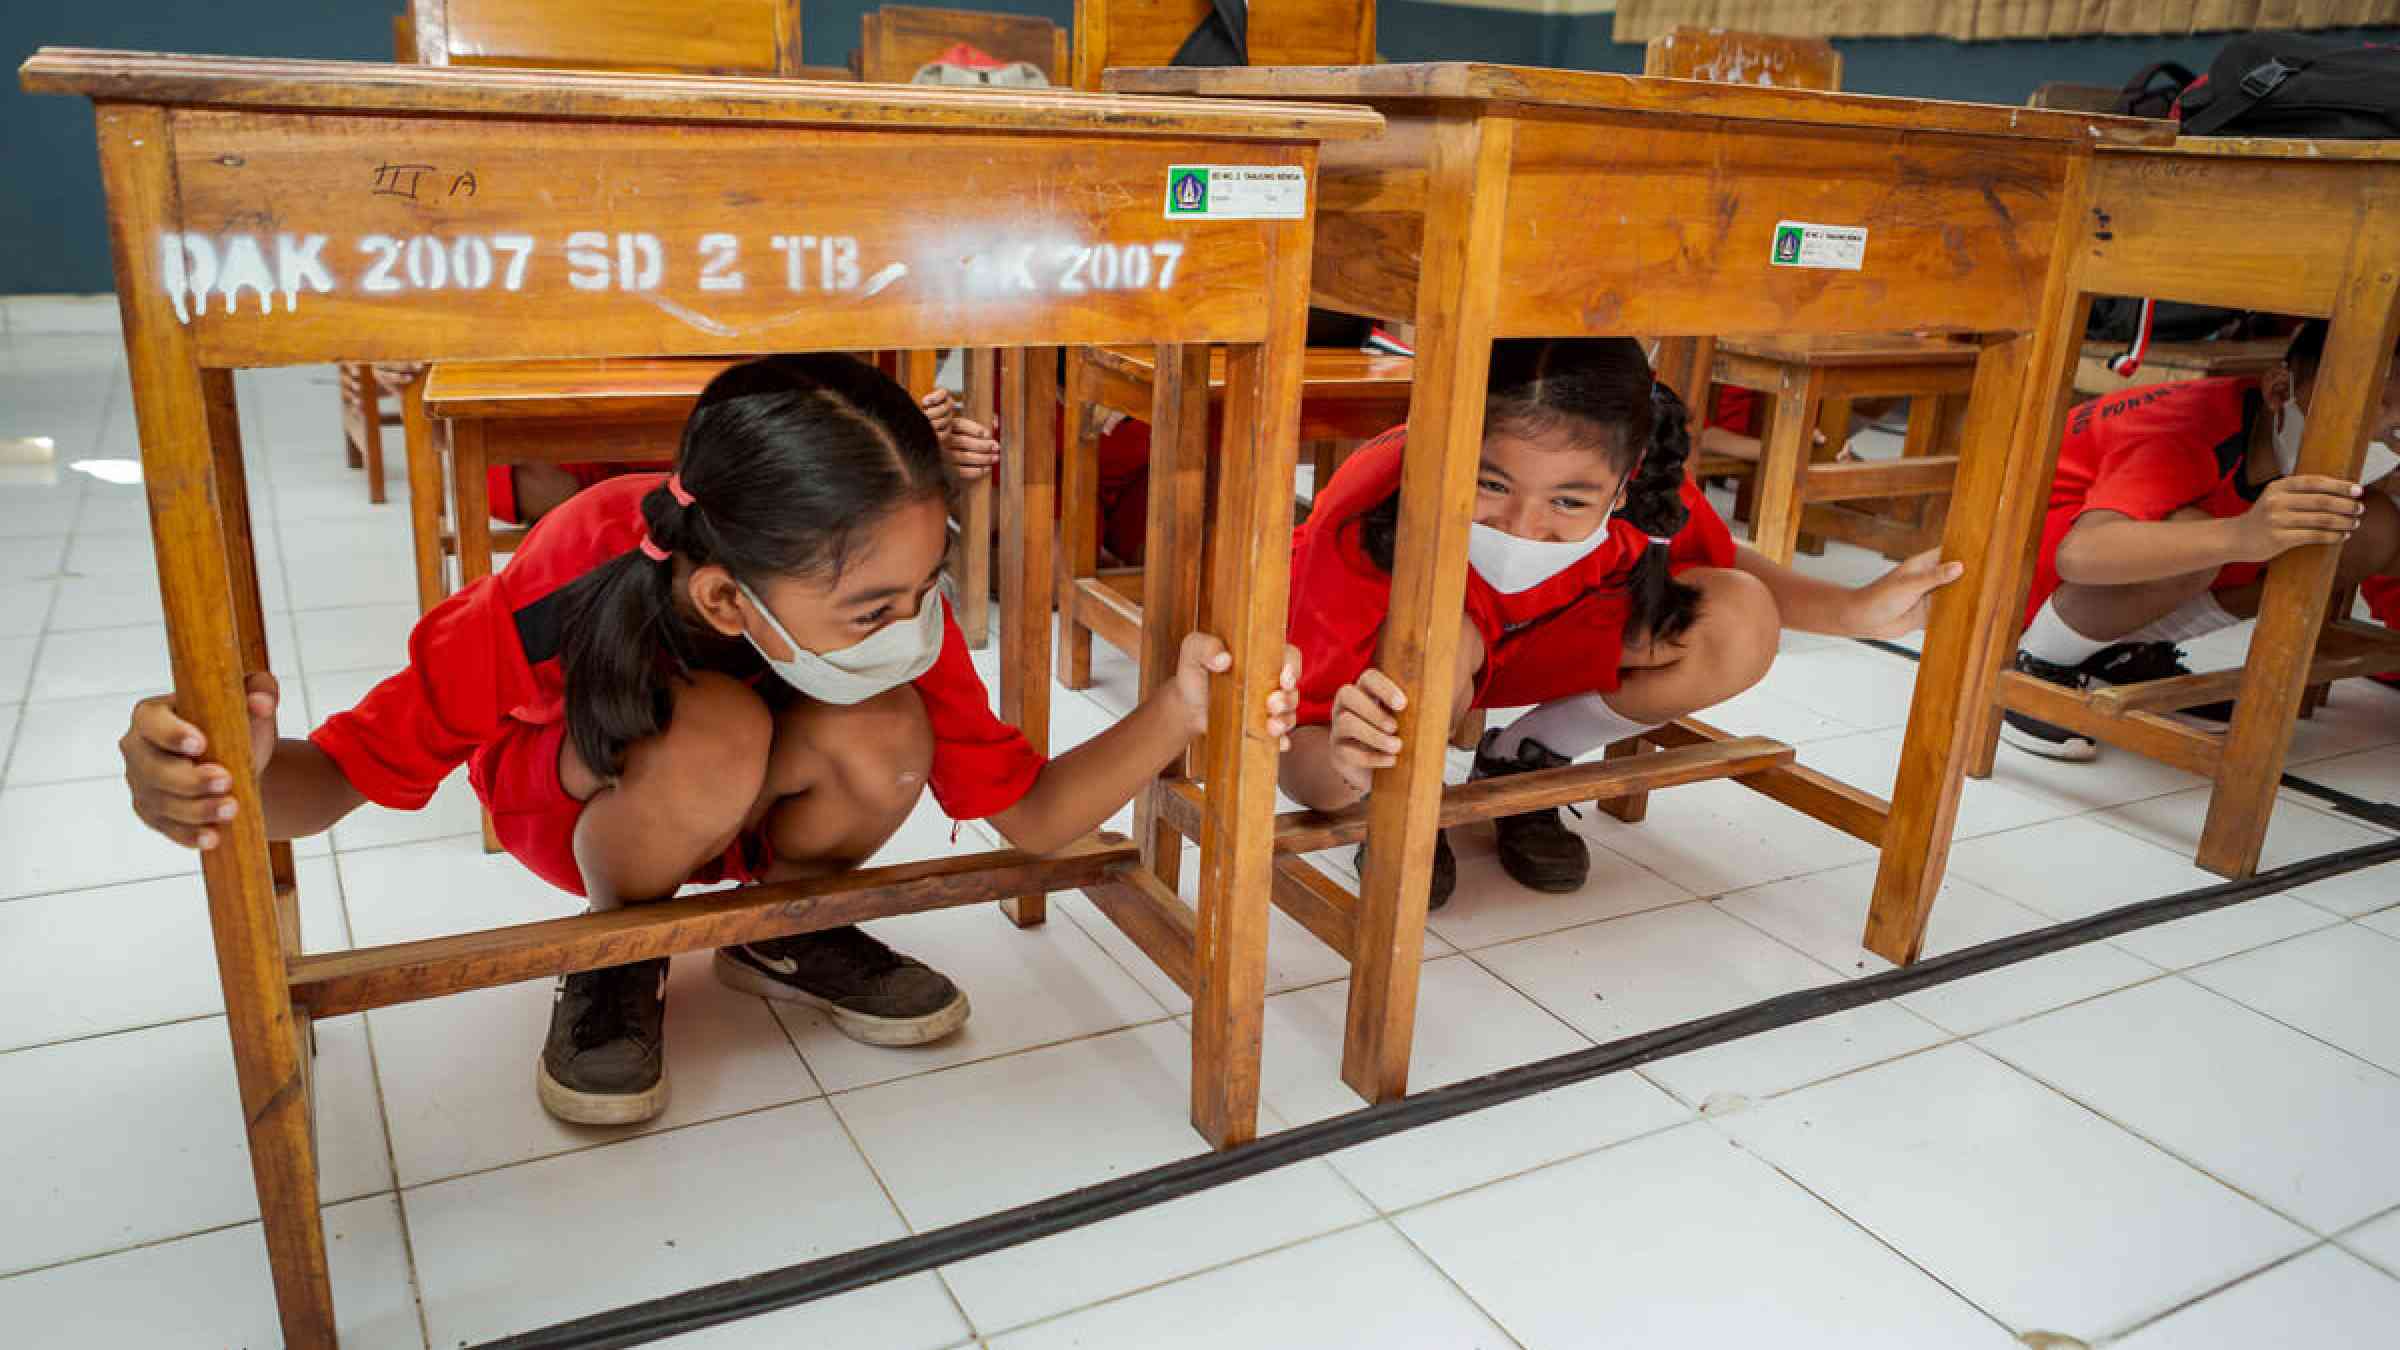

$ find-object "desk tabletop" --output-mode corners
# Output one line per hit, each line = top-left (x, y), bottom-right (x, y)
(2116, 135), (2400, 162)
(1104, 62), (2173, 147)
(1718, 333), (1985, 367)
(21, 48), (1383, 142)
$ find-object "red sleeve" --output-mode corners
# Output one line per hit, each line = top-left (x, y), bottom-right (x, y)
(916, 600), (1045, 820)
(1669, 477), (1738, 571)
(307, 576), (538, 810)
(1286, 430), (1408, 728)
(2078, 435), (2228, 524)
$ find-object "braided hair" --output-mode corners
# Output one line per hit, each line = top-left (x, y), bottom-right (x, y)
(553, 354), (954, 778)
(1354, 337), (1703, 643)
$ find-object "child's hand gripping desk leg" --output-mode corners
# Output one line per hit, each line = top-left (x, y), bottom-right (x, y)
(119, 355), (1294, 1128)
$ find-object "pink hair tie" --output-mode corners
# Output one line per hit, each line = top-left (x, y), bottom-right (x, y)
(666, 473), (696, 507)
(638, 535), (669, 562)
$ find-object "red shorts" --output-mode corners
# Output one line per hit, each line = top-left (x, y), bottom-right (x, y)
(466, 717), (766, 898)
(487, 463), (663, 526)
(1469, 586), (1636, 709)
(2023, 482), (2266, 629)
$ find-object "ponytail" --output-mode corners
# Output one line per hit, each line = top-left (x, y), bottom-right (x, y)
(1618, 381), (1704, 647)
(553, 354), (953, 778)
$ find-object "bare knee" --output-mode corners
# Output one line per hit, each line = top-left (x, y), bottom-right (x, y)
(1452, 622), (1487, 721)
(768, 684), (935, 824)
(614, 671), (774, 837)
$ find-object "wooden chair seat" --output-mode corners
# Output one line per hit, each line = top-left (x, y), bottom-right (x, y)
(1055, 343), (1414, 688)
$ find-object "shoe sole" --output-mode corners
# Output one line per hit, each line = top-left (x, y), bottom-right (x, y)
(712, 950), (972, 1047)
(1499, 866), (1587, 894)
(2000, 719), (2098, 763)
(535, 1061), (668, 1126)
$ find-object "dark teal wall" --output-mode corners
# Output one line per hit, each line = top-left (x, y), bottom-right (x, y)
(5, 5), (2393, 293)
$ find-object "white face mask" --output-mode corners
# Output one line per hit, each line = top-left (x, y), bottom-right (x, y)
(1466, 521), (1613, 595)
(737, 580), (945, 705)
(2274, 400), (2400, 487)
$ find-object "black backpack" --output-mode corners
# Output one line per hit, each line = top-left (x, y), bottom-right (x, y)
(2175, 34), (2400, 138)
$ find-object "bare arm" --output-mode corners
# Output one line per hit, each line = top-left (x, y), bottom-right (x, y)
(1731, 544), (1964, 638)
(2057, 477), (2365, 587)
(987, 636), (1298, 856)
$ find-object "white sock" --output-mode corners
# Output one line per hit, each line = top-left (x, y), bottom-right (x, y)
(2124, 592), (2240, 645)
(1483, 693), (1657, 765)
(2020, 600), (2111, 667)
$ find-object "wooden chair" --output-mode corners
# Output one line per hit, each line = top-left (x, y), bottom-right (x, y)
(1707, 334), (1980, 564)
(857, 3), (1067, 83)
(1070, 0), (1377, 90)
(409, 0), (805, 73)
(1056, 345), (1414, 688)
(1643, 27), (1978, 561)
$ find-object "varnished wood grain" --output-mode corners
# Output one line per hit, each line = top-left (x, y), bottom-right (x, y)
(23, 49), (1382, 141)
(1072, 0), (1377, 93)
(293, 840), (1137, 1017)
(1645, 26), (1841, 90)
(414, 0), (805, 76)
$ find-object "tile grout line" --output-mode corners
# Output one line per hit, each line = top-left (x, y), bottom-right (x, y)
(2091, 1238), (2331, 1346)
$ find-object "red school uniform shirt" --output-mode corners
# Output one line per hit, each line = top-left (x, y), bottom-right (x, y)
(2024, 376), (2269, 625)
(309, 473), (1044, 822)
(1286, 426), (1735, 725)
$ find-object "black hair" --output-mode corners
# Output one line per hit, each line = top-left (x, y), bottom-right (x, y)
(2286, 317), (2400, 386)
(555, 353), (954, 779)
(1353, 337), (1703, 644)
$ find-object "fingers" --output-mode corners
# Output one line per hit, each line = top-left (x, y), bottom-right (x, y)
(2279, 475), (2364, 500)
(2274, 508), (2365, 534)
(246, 670), (281, 722)
(2275, 529), (2360, 551)
(1332, 697), (1403, 756)
(130, 695), (205, 757)
(1281, 643), (1302, 690)
(1354, 667), (1408, 715)
(1183, 632), (1233, 673)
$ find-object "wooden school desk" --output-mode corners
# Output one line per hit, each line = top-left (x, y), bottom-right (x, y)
(1106, 62), (2170, 1104)
(23, 47), (1374, 1347)
(1969, 137), (2400, 879)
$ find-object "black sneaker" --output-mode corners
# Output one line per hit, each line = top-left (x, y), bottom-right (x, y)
(1473, 731), (1590, 893)
(715, 926), (970, 1047)
(537, 958), (669, 1126)
(2000, 650), (2100, 762)
(2084, 641), (2236, 727)
(1353, 830), (1457, 911)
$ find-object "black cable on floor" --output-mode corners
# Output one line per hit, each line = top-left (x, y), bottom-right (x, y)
(475, 835), (2400, 1350)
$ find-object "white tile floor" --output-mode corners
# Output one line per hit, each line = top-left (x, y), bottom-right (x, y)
(1, 303), (2398, 1348)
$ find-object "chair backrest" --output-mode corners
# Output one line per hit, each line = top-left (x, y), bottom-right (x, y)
(857, 5), (1068, 84)
(1071, 0), (1376, 92)
(408, 0), (806, 75)
(1643, 26), (1841, 91)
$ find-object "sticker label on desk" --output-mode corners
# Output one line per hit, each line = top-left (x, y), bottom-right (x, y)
(1164, 166), (1307, 221)
(1770, 222), (1868, 271)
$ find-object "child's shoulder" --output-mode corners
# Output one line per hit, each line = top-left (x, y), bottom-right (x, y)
(508, 471), (667, 588)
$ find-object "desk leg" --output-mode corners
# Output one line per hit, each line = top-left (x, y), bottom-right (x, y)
(1189, 336), (1304, 1147)
(1057, 348), (1100, 690)
(999, 349), (1059, 928)
(1749, 364), (1826, 565)
(1135, 347), (1212, 894)
(2199, 233), (2400, 875)
(1867, 328), (2061, 963)
(450, 420), (504, 856)
(401, 370), (446, 614)
(1343, 113), (1514, 1103)
(101, 103), (335, 1350)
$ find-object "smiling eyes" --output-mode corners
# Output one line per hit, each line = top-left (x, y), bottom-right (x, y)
(1477, 477), (1596, 514)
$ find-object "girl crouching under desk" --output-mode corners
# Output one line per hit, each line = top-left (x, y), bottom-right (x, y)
(1277, 337), (1964, 908)
(120, 354), (1299, 1126)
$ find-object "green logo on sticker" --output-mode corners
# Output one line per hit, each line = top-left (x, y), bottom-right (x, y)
(1773, 225), (1804, 265)
(1168, 167), (1209, 216)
